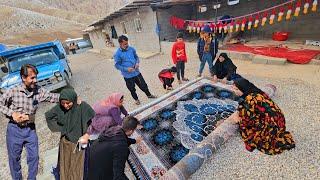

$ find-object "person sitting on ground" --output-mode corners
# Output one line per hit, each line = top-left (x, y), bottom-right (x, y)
(86, 93), (128, 139)
(172, 32), (189, 84)
(45, 88), (95, 180)
(88, 116), (142, 179)
(211, 53), (240, 84)
(158, 66), (177, 91)
(231, 78), (295, 155)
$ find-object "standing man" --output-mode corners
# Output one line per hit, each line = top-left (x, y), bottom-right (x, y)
(114, 35), (156, 105)
(0, 64), (60, 180)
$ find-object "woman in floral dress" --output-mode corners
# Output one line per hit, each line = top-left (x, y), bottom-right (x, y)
(232, 78), (295, 155)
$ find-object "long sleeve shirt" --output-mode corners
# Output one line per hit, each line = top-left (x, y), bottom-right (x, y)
(114, 46), (140, 78)
(0, 84), (59, 120)
(171, 40), (187, 64)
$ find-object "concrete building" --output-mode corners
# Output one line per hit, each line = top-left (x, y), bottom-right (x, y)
(85, 0), (320, 53)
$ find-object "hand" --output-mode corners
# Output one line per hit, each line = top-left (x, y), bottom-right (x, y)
(12, 112), (28, 123)
(134, 63), (139, 69)
(230, 111), (241, 123)
(222, 77), (228, 84)
(137, 124), (143, 130)
(212, 75), (218, 83)
(79, 134), (90, 144)
(127, 67), (135, 72)
(77, 96), (82, 105)
(135, 136), (143, 144)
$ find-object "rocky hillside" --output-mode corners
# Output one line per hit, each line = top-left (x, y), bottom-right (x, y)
(39, 0), (131, 16)
(0, 4), (85, 45)
(0, 0), (134, 45)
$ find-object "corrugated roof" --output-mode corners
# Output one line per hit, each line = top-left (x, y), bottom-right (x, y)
(89, 0), (161, 26)
(88, 0), (203, 27)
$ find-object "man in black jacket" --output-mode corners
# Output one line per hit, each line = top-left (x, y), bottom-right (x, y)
(88, 116), (142, 180)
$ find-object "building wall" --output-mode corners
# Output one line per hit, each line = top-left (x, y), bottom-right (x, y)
(88, 29), (106, 49)
(195, 0), (320, 40)
(157, 4), (194, 41)
(105, 7), (160, 52)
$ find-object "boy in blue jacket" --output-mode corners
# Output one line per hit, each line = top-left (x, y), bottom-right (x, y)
(197, 25), (219, 77)
(114, 35), (156, 105)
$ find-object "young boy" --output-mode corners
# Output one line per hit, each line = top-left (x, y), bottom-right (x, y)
(197, 25), (219, 77)
(171, 32), (189, 84)
(158, 66), (177, 91)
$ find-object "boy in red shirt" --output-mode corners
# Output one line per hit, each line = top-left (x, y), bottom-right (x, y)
(158, 66), (177, 91)
(172, 32), (189, 84)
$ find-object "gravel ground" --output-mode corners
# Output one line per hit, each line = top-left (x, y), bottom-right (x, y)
(0, 50), (319, 179)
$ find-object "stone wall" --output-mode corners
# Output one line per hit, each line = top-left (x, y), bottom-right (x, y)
(88, 29), (107, 49)
(105, 7), (160, 52)
(157, 4), (194, 41)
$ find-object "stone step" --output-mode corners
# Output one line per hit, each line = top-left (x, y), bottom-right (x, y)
(252, 55), (286, 65)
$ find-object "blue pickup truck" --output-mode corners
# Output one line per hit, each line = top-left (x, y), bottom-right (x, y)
(0, 40), (72, 93)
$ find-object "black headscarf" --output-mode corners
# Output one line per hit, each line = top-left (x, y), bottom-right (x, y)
(212, 53), (237, 80)
(233, 78), (263, 99)
(45, 88), (95, 143)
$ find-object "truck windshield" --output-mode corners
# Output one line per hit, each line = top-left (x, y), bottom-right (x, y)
(8, 49), (58, 73)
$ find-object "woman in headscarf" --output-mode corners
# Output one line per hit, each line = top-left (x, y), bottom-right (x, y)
(212, 53), (240, 84)
(45, 88), (95, 180)
(232, 78), (295, 155)
(86, 93), (128, 138)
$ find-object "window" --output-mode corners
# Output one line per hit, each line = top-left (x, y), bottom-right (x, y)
(120, 21), (127, 34)
(134, 18), (143, 32)
(8, 49), (58, 73)
(227, 0), (239, 5)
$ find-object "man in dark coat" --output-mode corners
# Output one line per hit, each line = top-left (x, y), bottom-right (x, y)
(88, 116), (142, 180)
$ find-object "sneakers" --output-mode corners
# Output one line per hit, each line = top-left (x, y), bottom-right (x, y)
(178, 80), (182, 84)
(182, 78), (189, 81)
(147, 95), (157, 99)
(197, 74), (202, 77)
(135, 100), (141, 105)
(166, 87), (173, 90)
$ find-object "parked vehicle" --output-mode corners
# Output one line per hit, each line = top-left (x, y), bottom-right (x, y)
(0, 40), (72, 93)
(65, 38), (93, 51)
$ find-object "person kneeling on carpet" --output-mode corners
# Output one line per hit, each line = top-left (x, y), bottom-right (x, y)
(88, 116), (142, 179)
(231, 78), (295, 155)
(211, 53), (241, 84)
(158, 66), (177, 91)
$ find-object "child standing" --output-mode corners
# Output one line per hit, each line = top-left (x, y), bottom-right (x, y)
(197, 25), (219, 77)
(158, 66), (177, 91)
(172, 32), (189, 84)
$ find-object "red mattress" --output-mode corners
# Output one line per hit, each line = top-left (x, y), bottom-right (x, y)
(222, 44), (320, 64)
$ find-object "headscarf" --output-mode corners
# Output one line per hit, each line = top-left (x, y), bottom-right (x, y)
(101, 93), (124, 107)
(87, 93), (124, 135)
(233, 78), (263, 99)
(219, 53), (231, 62)
(45, 88), (95, 143)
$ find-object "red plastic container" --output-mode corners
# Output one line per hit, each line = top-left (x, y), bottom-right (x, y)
(272, 32), (289, 41)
